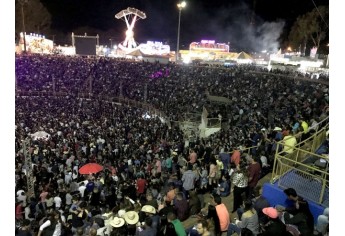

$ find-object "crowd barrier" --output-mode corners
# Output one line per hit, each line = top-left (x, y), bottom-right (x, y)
(270, 116), (329, 207)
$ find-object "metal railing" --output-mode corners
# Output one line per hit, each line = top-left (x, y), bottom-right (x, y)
(270, 117), (329, 206)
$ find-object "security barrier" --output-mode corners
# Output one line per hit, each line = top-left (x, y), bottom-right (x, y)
(271, 117), (329, 207)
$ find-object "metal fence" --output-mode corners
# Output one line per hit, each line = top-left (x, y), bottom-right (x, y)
(270, 117), (329, 207)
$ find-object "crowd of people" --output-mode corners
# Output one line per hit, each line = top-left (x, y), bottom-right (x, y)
(15, 54), (329, 236)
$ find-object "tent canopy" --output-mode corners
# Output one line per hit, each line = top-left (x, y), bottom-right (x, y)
(126, 49), (143, 57)
(236, 51), (253, 60)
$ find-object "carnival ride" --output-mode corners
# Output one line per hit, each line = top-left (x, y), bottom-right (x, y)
(115, 7), (146, 51)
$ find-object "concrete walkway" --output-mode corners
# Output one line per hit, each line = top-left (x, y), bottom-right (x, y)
(182, 173), (272, 230)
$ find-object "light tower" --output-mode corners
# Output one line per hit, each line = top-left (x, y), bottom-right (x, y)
(176, 1), (187, 62)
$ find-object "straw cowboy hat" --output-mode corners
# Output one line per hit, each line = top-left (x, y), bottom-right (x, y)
(109, 217), (125, 228)
(141, 205), (156, 214)
(123, 211), (139, 225)
(273, 127), (282, 131)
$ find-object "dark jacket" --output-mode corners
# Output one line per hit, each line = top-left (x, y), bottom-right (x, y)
(259, 219), (290, 236)
(138, 226), (157, 236)
(284, 212), (313, 236)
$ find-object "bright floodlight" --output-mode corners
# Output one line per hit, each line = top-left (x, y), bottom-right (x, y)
(115, 7), (146, 50)
(177, 1), (186, 9)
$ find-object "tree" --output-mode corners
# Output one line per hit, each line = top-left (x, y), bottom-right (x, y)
(288, 6), (328, 54)
(15, 0), (52, 39)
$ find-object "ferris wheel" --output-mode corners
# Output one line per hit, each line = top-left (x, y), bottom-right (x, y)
(115, 7), (146, 51)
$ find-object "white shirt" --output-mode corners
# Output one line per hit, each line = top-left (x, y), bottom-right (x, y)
(79, 185), (86, 197)
(54, 196), (62, 208)
(260, 156), (269, 167)
(39, 220), (62, 236)
(65, 193), (73, 205)
(65, 172), (72, 184)
(24, 206), (31, 220)
(97, 226), (109, 236)
(72, 172), (78, 180)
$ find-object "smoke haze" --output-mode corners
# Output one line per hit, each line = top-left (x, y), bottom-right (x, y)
(178, 1), (285, 52)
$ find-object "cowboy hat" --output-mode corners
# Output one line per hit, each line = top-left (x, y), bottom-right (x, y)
(123, 211), (139, 225)
(109, 217), (125, 228)
(141, 205), (156, 214)
(273, 127), (282, 131)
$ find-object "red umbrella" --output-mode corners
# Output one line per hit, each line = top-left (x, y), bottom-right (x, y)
(79, 163), (103, 175)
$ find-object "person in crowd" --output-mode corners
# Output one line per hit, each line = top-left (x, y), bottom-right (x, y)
(167, 212), (187, 236)
(231, 147), (241, 168)
(137, 216), (157, 236)
(219, 147), (230, 176)
(174, 192), (189, 221)
(189, 149), (198, 165)
(208, 157), (218, 190)
(123, 210), (140, 236)
(260, 207), (290, 236)
(198, 165), (209, 190)
(249, 186), (270, 225)
(140, 205), (160, 231)
(247, 156), (262, 199)
(214, 174), (231, 197)
(70, 201), (88, 233)
(283, 197), (314, 236)
(231, 162), (249, 213)
(182, 163), (199, 198)
(109, 216), (127, 236)
(136, 174), (148, 199)
(16, 201), (24, 221)
(196, 219), (213, 236)
(37, 210), (63, 236)
(16, 219), (32, 236)
(211, 194), (230, 234)
(206, 204), (221, 236)
(227, 199), (260, 235)
(281, 188), (311, 216)
(78, 182), (86, 199)
(282, 127), (297, 155)
(145, 192), (158, 210)
(189, 190), (202, 216)
(314, 207), (329, 236)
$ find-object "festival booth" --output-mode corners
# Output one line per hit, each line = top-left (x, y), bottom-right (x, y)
(235, 51), (253, 64)
(18, 32), (54, 54)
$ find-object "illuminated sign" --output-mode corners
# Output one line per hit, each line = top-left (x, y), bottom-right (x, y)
(190, 40), (229, 52)
(201, 40), (215, 44)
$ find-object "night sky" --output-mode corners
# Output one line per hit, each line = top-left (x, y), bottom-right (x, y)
(40, 0), (329, 51)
